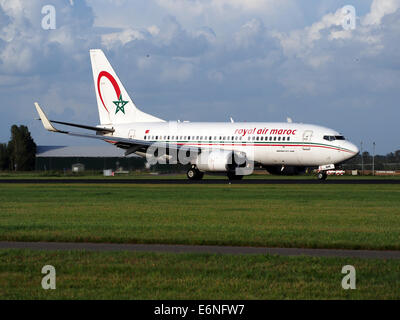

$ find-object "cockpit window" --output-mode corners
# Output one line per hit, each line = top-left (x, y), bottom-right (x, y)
(323, 135), (335, 141)
(323, 135), (346, 141)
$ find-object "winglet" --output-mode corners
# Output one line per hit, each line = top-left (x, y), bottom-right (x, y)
(34, 102), (59, 132)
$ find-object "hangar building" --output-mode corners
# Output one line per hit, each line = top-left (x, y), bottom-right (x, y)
(35, 145), (145, 171)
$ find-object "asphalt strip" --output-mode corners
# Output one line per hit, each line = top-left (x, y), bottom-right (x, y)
(1, 178), (400, 184)
(1, 242), (399, 259)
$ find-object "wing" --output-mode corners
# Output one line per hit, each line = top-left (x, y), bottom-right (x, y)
(34, 102), (200, 156)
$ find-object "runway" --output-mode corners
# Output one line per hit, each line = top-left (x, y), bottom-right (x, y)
(1, 241), (399, 259)
(0, 178), (399, 184)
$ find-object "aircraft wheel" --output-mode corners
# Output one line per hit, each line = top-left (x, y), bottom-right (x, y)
(317, 172), (327, 181)
(187, 167), (204, 180)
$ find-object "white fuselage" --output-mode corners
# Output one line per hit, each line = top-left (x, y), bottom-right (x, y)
(107, 121), (359, 167)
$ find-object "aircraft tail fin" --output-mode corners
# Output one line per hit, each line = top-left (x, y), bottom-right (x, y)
(89, 49), (164, 125)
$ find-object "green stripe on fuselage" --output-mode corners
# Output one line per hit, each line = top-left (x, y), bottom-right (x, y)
(146, 140), (352, 153)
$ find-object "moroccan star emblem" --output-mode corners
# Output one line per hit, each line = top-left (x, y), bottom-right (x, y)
(113, 94), (128, 114)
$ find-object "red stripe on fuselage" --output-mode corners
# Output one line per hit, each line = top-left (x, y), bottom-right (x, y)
(173, 143), (354, 153)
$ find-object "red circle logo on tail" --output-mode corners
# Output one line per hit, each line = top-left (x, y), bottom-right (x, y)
(97, 71), (121, 113)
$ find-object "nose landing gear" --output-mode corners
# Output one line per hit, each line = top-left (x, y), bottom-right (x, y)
(317, 171), (328, 180)
(317, 164), (334, 181)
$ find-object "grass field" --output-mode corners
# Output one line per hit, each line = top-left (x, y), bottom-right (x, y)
(0, 183), (399, 250)
(0, 250), (399, 299)
(1, 182), (399, 300)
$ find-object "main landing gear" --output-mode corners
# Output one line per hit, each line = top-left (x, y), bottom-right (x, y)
(187, 165), (204, 180)
(227, 171), (244, 180)
(317, 171), (328, 181)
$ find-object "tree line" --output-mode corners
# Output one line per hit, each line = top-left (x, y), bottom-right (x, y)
(0, 125), (36, 171)
(342, 150), (400, 170)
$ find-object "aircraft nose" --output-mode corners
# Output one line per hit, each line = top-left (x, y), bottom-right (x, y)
(346, 142), (359, 159)
(351, 143), (359, 155)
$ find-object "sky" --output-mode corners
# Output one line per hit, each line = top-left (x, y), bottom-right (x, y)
(0, 0), (399, 154)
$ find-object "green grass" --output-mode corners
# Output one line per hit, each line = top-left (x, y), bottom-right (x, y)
(0, 184), (399, 250)
(0, 249), (398, 299)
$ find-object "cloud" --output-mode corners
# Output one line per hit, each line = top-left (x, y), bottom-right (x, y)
(0, 0), (400, 153)
(156, 0), (294, 15)
(102, 28), (146, 48)
(272, 7), (353, 67)
(363, 0), (400, 25)
(274, 0), (400, 67)
(0, 0), (97, 75)
(0, 0), (101, 144)
(100, 15), (212, 59)
(160, 61), (193, 82)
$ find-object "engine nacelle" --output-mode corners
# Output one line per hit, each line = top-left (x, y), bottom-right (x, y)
(195, 150), (247, 172)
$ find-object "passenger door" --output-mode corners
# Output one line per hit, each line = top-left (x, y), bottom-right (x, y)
(128, 129), (136, 139)
(302, 130), (313, 150)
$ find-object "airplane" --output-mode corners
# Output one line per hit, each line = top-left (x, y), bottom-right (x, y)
(35, 49), (359, 180)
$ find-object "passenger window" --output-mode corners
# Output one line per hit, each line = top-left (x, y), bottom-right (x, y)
(287, 137), (290, 141)
(269, 137), (272, 141)
(278, 137), (281, 141)
(274, 137), (277, 141)
(260, 137), (263, 141)
(282, 137), (285, 141)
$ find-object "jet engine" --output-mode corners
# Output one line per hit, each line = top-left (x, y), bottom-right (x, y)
(195, 150), (247, 172)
